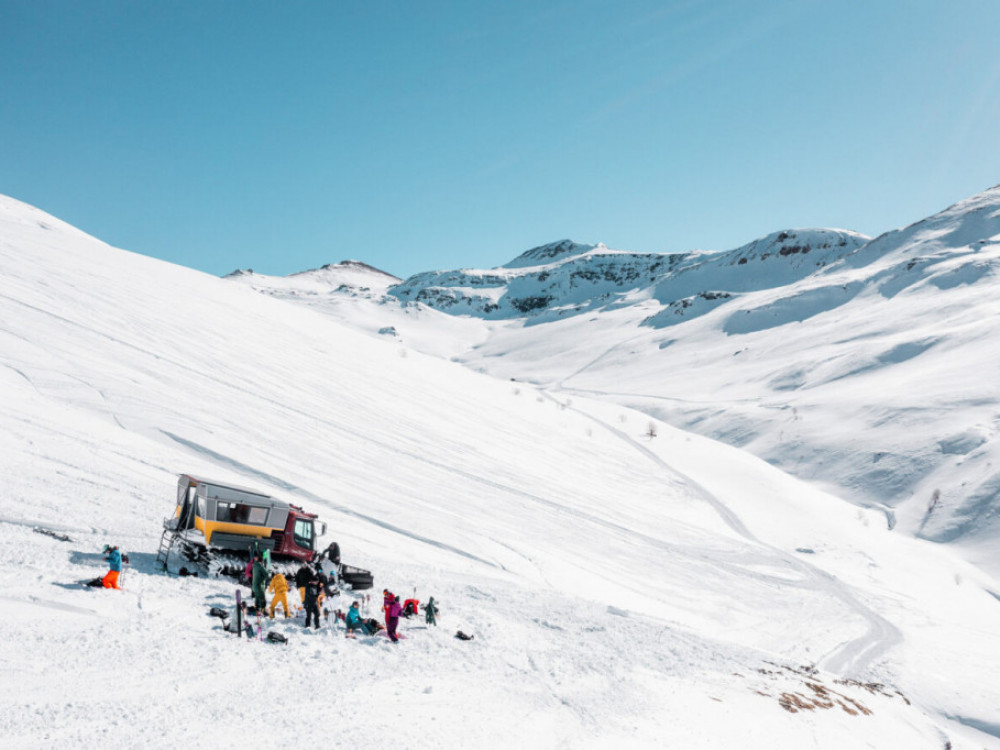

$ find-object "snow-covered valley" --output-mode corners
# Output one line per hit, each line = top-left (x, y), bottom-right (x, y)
(3, 192), (1000, 748)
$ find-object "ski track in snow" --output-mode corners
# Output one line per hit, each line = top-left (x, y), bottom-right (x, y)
(545, 389), (903, 679)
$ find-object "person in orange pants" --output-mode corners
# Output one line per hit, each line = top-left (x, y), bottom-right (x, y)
(102, 545), (122, 589)
(268, 571), (291, 619)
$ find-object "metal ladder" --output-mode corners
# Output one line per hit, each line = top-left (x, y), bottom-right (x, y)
(155, 526), (178, 571)
(157, 493), (195, 572)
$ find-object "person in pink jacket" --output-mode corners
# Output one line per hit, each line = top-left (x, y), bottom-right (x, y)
(386, 595), (403, 643)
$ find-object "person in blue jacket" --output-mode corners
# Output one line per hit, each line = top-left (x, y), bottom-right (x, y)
(102, 545), (123, 589)
(345, 601), (377, 636)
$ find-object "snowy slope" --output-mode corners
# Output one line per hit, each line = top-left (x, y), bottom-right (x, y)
(454, 187), (1000, 573)
(250, 187), (1000, 581)
(2, 194), (1000, 748)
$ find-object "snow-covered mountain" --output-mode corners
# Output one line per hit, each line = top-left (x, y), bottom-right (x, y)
(388, 229), (869, 321)
(4, 192), (1000, 748)
(235, 186), (1000, 583)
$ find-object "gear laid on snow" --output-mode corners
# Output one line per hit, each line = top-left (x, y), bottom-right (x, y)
(33, 527), (72, 543)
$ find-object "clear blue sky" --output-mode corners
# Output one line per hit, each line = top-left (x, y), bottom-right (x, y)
(3, 1), (999, 279)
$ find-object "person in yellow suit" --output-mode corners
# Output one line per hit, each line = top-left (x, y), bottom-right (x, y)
(268, 572), (291, 619)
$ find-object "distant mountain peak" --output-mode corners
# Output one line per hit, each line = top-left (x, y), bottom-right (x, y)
(501, 239), (605, 269)
(730, 228), (871, 261)
(292, 259), (401, 281)
(223, 268), (255, 278)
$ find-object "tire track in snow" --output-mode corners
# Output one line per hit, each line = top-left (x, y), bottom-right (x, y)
(544, 391), (902, 678)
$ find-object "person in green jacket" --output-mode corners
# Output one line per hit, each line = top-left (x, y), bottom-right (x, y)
(251, 555), (268, 613)
(425, 596), (439, 626)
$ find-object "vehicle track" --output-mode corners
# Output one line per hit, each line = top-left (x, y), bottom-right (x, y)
(542, 390), (902, 678)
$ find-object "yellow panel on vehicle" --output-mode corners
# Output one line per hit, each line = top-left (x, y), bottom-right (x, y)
(196, 517), (277, 544)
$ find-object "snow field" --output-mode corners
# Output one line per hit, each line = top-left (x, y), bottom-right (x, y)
(2, 194), (999, 747)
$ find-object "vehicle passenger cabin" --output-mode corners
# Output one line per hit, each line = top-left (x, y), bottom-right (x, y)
(168, 474), (326, 563)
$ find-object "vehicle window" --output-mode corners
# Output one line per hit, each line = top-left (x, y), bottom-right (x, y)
(248, 507), (268, 525)
(293, 519), (314, 550)
(216, 502), (232, 522)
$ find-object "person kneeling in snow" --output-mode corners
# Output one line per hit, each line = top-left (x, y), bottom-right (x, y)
(345, 601), (382, 636)
(345, 601), (367, 635)
(268, 572), (291, 619)
(102, 545), (123, 589)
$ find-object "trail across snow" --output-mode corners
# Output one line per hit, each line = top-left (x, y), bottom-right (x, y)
(546, 389), (902, 678)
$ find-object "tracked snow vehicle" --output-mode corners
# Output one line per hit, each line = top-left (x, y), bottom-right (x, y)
(156, 474), (373, 589)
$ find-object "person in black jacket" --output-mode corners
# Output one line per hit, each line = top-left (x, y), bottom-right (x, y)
(303, 573), (322, 630)
(294, 564), (313, 607)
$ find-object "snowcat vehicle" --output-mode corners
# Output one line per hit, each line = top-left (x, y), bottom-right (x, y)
(156, 474), (373, 589)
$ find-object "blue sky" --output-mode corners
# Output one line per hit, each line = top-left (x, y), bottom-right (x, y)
(3, 1), (1000, 279)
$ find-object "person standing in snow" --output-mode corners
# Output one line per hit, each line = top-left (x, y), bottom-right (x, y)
(382, 588), (394, 630)
(102, 545), (123, 589)
(315, 568), (332, 613)
(295, 564), (313, 607)
(268, 571), (291, 619)
(386, 595), (403, 643)
(318, 552), (338, 590)
(303, 573), (322, 630)
(425, 596), (439, 626)
(251, 555), (268, 613)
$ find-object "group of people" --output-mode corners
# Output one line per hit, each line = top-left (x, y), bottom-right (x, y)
(247, 556), (338, 630)
(343, 589), (439, 640)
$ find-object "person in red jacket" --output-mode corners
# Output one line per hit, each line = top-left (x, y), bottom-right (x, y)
(382, 589), (394, 629)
